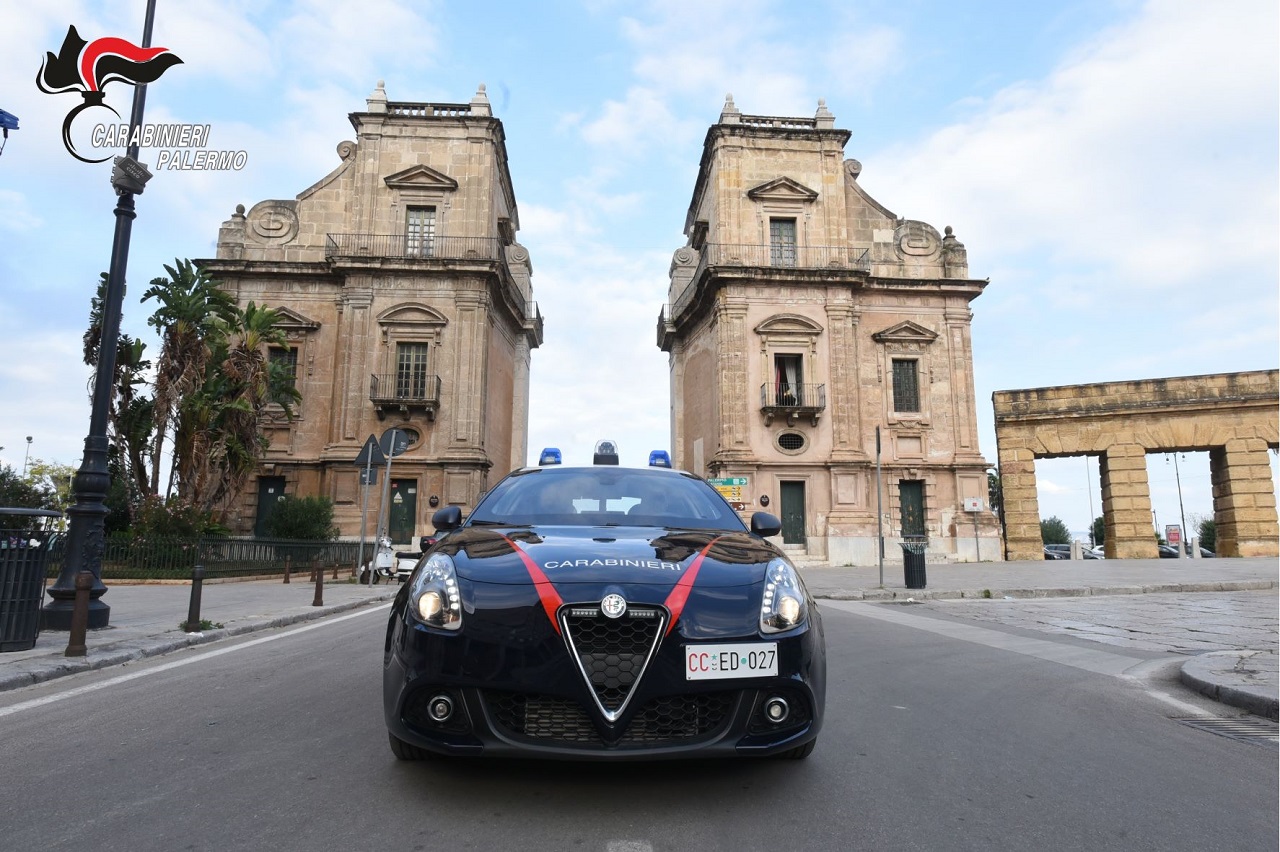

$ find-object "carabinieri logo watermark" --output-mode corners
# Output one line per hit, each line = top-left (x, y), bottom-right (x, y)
(38, 24), (246, 171)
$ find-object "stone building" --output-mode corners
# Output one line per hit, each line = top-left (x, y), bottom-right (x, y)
(657, 96), (999, 565)
(202, 83), (542, 543)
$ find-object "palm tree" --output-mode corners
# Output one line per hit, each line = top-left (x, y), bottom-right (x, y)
(142, 259), (238, 497)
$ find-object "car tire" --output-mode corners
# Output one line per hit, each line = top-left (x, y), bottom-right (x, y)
(388, 731), (434, 761)
(777, 739), (816, 760)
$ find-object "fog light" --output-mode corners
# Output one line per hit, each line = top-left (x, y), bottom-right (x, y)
(428, 694), (454, 723)
(764, 696), (790, 724)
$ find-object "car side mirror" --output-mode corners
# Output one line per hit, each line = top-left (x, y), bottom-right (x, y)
(431, 505), (463, 531)
(750, 512), (782, 538)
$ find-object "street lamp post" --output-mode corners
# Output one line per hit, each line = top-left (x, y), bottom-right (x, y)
(43, 0), (159, 631)
(22, 436), (32, 476)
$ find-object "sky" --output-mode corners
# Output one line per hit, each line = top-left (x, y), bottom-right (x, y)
(1, 0), (1276, 541)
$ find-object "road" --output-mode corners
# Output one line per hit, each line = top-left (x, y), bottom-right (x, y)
(1, 599), (1275, 852)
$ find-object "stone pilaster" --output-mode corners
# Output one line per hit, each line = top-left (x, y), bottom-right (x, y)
(997, 441), (1042, 561)
(509, 335), (531, 470)
(1100, 443), (1157, 558)
(334, 286), (373, 444)
(449, 287), (489, 455)
(1210, 438), (1280, 557)
(714, 297), (751, 463)
(825, 302), (862, 460)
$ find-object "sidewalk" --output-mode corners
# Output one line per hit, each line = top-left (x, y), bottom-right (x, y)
(2, 558), (1276, 719)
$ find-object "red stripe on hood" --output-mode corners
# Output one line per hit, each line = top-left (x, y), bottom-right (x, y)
(663, 538), (720, 636)
(501, 535), (563, 635)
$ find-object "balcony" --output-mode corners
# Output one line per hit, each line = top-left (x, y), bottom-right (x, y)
(370, 373), (441, 421)
(760, 382), (826, 427)
(671, 243), (870, 320)
(325, 234), (503, 262)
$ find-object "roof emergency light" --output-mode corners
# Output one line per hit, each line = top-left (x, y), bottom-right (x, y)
(648, 450), (672, 468)
(538, 447), (562, 465)
(593, 440), (619, 465)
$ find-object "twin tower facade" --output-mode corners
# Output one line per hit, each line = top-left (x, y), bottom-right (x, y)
(204, 85), (998, 563)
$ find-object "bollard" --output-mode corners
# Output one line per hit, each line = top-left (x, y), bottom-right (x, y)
(312, 561), (324, 607)
(332, 563), (339, 581)
(64, 571), (94, 657)
(283, 555), (292, 584)
(185, 565), (205, 633)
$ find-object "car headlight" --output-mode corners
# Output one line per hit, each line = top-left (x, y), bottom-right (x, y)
(409, 552), (462, 630)
(760, 557), (808, 634)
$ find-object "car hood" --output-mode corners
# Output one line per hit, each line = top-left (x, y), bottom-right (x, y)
(440, 525), (779, 588)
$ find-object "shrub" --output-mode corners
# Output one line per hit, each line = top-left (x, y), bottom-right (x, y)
(263, 495), (338, 541)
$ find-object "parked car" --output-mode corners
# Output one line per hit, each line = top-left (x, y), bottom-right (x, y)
(1157, 544), (1181, 558)
(1043, 545), (1071, 560)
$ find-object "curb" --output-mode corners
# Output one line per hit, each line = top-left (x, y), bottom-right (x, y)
(812, 580), (1276, 602)
(1179, 651), (1280, 722)
(0, 592), (396, 693)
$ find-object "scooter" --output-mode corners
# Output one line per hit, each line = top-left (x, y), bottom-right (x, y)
(359, 536), (398, 584)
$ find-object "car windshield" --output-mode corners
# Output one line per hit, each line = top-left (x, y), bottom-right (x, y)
(468, 467), (748, 532)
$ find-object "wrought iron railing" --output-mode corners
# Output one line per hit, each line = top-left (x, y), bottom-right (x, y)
(671, 243), (870, 319)
(760, 383), (826, 410)
(370, 373), (441, 406)
(325, 233), (503, 261)
(44, 536), (365, 580)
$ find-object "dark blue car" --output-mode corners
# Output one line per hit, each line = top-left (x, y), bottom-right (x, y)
(382, 453), (825, 761)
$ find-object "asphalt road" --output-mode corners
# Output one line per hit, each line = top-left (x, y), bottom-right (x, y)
(1, 600), (1275, 852)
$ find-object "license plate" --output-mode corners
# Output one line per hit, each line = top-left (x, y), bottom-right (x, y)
(685, 643), (778, 680)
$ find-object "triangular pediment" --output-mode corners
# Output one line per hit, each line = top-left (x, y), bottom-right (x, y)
(271, 306), (320, 331)
(746, 177), (818, 203)
(755, 313), (823, 336)
(383, 165), (458, 192)
(376, 303), (448, 326)
(872, 321), (938, 344)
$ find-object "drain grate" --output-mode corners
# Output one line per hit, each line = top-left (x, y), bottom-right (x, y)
(1175, 717), (1279, 747)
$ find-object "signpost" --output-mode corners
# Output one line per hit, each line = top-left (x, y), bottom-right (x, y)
(963, 496), (983, 561)
(707, 477), (748, 505)
(374, 428), (410, 555)
(354, 436), (387, 584)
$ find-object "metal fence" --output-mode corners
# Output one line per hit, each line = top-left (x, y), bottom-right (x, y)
(45, 536), (364, 581)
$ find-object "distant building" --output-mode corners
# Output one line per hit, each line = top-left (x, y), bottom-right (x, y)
(202, 83), (542, 543)
(658, 96), (999, 565)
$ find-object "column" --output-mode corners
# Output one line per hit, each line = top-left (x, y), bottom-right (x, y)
(1210, 438), (1280, 557)
(996, 440), (1042, 561)
(715, 296), (751, 463)
(1099, 443), (1157, 559)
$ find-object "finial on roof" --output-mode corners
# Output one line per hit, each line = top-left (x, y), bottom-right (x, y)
(815, 98), (834, 129)
(471, 83), (492, 116)
(720, 93), (740, 124)
(366, 80), (388, 114)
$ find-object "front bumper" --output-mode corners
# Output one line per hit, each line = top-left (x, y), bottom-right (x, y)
(383, 611), (825, 760)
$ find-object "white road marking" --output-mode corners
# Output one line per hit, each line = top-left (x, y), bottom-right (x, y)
(0, 604), (390, 719)
(606, 842), (654, 852)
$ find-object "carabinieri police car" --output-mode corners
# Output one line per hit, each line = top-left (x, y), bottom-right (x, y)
(382, 442), (825, 761)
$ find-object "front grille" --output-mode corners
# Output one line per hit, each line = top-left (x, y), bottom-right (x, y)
(483, 690), (737, 747)
(560, 604), (666, 719)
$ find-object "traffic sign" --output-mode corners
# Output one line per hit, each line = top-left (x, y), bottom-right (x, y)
(354, 435), (386, 468)
(379, 427), (412, 457)
(707, 477), (747, 486)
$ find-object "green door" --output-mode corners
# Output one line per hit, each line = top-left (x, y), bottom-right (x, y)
(899, 480), (926, 538)
(254, 477), (286, 537)
(388, 478), (418, 545)
(779, 481), (806, 545)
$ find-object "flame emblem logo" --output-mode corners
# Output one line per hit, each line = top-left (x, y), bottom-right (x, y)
(37, 25), (183, 163)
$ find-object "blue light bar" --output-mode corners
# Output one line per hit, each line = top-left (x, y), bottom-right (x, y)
(538, 447), (562, 465)
(648, 450), (672, 468)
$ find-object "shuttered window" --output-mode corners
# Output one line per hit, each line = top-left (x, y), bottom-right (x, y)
(892, 359), (920, 412)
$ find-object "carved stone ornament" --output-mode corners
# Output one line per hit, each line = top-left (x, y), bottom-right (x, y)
(247, 201), (300, 243)
(893, 220), (942, 260)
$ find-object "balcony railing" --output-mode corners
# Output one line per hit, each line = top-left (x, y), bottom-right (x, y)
(325, 234), (504, 262)
(370, 373), (441, 421)
(760, 382), (826, 426)
(671, 243), (870, 319)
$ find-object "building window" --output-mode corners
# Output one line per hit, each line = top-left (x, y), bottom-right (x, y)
(269, 346), (298, 391)
(406, 206), (436, 257)
(774, 354), (804, 406)
(776, 431), (807, 453)
(396, 343), (429, 399)
(892, 359), (920, 412)
(769, 218), (797, 267)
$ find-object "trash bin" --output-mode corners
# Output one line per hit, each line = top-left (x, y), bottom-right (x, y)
(900, 537), (927, 590)
(0, 508), (62, 652)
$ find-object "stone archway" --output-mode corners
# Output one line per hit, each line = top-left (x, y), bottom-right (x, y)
(993, 371), (1278, 559)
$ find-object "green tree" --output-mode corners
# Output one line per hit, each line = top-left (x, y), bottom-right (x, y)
(264, 495), (338, 540)
(987, 471), (1002, 515)
(24, 459), (76, 526)
(1040, 516), (1071, 545)
(1197, 518), (1216, 553)
(1091, 516), (1105, 548)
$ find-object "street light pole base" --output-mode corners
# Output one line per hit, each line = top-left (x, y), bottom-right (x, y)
(41, 599), (110, 631)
